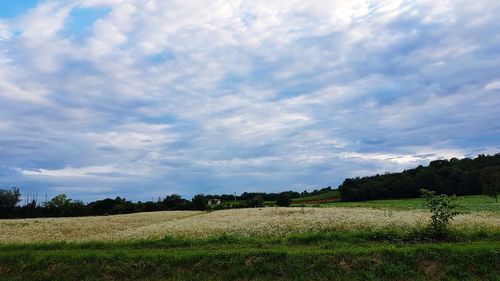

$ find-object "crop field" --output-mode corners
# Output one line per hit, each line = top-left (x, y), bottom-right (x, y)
(321, 195), (500, 212)
(1, 199), (499, 280)
(1, 205), (499, 243)
(291, 190), (341, 204)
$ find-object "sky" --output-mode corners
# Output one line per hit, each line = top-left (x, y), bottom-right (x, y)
(0, 0), (499, 202)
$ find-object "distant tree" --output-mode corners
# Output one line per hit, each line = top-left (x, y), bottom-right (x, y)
(248, 195), (264, 207)
(163, 194), (185, 209)
(192, 194), (208, 210)
(66, 200), (87, 216)
(45, 194), (71, 209)
(480, 167), (500, 203)
(0, 187), (21, 209)
(339, 154), (500, 201)
(45, 194), (73, 216)
(87, 198), (116, 215)
(275, 193), (291, 207)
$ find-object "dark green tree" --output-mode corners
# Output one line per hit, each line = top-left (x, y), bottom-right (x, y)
(0, 187), (21, 209)
(275, 192), (291, 207)
(248, 195), (264, 207)
(45, 194), (73, 216)
(480, 167), (500, 203)
(163, 194), (188, 210)
(192, 194), (208, 210)
(339, 154), (500, 201)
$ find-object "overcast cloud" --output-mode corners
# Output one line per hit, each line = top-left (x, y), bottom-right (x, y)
(0, 0), (499, 201)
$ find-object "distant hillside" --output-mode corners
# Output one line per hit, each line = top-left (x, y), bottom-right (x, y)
(339, 153), (500, 201)
(292, 190), (340, 204)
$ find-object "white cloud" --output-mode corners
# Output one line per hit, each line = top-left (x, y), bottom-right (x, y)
(339, 147), (465, 165)
(53, 186), (114, 193)
(484, 80), (500, 91)
(0, 66), (50, 104)
(22, 165), (119, 178)
(17, 2), (71, 41)
(0, 0), (499, 200)
(84, 123), (177, 150)
(0, 22), (11, 41)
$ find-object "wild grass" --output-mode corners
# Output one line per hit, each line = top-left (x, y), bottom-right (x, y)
(0, 236), (498, 281)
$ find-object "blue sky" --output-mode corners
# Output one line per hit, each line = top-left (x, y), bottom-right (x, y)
(0, 0), (499, 202)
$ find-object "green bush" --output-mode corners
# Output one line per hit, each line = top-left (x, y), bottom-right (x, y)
(420, 189), (462, 239)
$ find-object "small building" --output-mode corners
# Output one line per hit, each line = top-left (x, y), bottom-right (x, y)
(207, 198), (221, 206)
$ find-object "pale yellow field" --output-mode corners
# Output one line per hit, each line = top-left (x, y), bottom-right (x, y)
(0, 207), (499, 243)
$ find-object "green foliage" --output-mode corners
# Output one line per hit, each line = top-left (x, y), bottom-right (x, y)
(339, 153), (500, 201)
(0, 187), (21, 209)
(420, 189), (462, 238)
(321, 195), (499, 212)
(192, 194), (208, 211)
(248, 195), (264, 207)
(275, 193), (291, 207)
(44, 194), (88, 217)
(0, 236), (498, 281)
(480, 167), (500, 203)
(291, 190), (340, 203)
(162, 194), (189, 209)
(87, 196), (136, 215)
(45, 194), (72, 209)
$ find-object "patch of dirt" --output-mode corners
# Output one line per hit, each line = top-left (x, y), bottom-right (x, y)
(245, 256), (264, 267)
(419, 260), (440, 275)
(339, 259), (351, 272)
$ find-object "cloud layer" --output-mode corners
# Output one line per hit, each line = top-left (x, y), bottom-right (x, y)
(1, 0), (499, 201)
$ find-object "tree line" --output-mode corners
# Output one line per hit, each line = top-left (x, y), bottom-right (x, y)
(0, 189), (310, 219)
(339, 153), (500, 201)
(2, 154), (498, 218)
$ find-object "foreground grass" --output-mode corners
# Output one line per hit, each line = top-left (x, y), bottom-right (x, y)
(0, 231), (499, 281)
(299, 195), (500, 212)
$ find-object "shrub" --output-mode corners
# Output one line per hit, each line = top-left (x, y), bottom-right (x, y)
(420, 189), (462, 239)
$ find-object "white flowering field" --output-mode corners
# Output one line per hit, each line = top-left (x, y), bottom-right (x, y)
(1, 207), (498, 243)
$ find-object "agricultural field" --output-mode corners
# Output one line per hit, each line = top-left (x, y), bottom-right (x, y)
(291, 190), (341, 204)
(320, 195), (500, 212)
(1, 198), (499, 280)
(1, 206), (499, 243)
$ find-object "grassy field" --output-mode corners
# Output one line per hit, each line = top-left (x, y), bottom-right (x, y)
(292, 190), (340, 204)
(0, 233), (499, 280)
(297, 195), (500, 212)
(1, 197), (499, 280)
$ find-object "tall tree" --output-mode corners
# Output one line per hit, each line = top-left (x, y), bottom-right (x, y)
(275, 192), (291, 207)
(192, 194), (208, 210)
(480, 167), (500, 203)
(45, 194), (73, 216)
(248, 195), (264, 207)
(0, 187), (21, 209)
